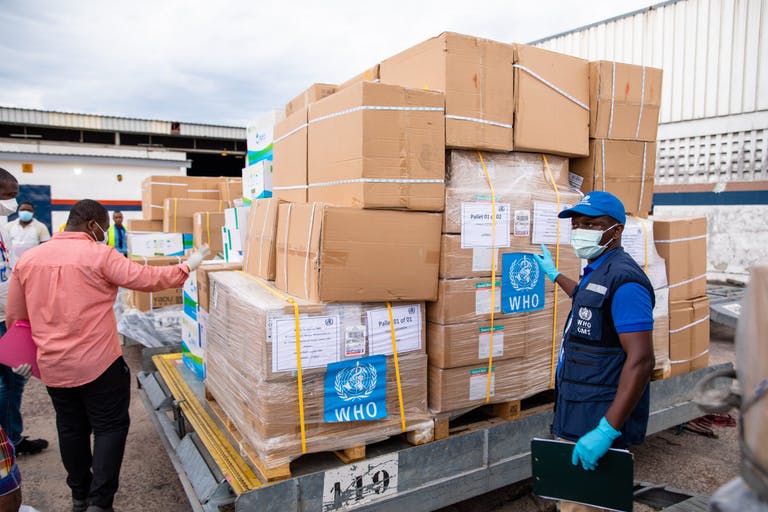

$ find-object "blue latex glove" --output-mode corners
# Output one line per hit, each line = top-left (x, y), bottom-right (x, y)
(532, 244), (560, 282)
(571, 417), (622, 470)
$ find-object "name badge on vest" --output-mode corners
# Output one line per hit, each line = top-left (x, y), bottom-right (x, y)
(501, 253), (544, 314)
(324, 355), (387, 423)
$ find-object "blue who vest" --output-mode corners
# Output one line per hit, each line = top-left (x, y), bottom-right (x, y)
(552, 247), (655, 448)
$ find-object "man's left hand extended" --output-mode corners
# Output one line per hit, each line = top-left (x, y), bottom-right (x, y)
(571, 417), (621, 470)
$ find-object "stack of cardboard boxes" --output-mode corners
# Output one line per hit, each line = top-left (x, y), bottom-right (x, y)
(196, 30), (683, 470)
(653, 217), (710, 376)
(427, 151), (582, 412)
(570, 62), (663, 218)
(622, 217), (671, 376)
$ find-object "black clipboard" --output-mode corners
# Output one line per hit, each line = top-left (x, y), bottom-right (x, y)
(531, 438), (634, 512)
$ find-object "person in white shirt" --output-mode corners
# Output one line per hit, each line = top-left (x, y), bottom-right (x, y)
(5, 202), (51, 267)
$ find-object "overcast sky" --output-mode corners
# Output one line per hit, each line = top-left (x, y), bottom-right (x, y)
(0, 0), (654, 127)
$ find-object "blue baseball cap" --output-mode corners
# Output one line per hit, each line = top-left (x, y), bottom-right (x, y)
(558, 191), (626, 224)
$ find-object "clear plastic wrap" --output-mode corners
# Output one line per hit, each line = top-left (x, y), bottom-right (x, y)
(426, 150), (581, 413)
(443, 150), (578, 234)
(204, 271), (432, 466)
(114, 289), (183, 347)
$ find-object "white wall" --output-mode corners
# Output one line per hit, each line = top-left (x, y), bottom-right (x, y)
(0, 156), (187, 229)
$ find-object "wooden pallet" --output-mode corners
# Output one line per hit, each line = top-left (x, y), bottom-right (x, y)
(652, 364), (672, 381)
(204, 386), (433, 482)
(433, 390), (556, 441)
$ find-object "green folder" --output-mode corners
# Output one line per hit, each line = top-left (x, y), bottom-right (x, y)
(531, 438), (634, 512)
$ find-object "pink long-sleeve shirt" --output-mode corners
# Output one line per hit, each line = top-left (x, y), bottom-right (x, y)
(6, 232), (190, 387)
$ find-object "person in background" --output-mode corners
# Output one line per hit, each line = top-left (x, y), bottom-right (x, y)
(6, 199), (209, 512)
(5, 202), (51, 267)
(0, 184), (49, 459)
(0, 168), (34, 512)
(106, 211), (127, 257)
(533, 191), (655, 512)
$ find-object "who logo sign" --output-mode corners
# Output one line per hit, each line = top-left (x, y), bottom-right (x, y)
(324, 355), (388, 423)
(501, 253), (545, 314)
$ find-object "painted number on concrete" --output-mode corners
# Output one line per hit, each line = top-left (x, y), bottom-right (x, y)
(322, 453), (398, 510)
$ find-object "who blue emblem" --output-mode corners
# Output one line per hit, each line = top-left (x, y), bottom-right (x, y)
(324, 355), (387, 423)
(501, 252), (544, 314)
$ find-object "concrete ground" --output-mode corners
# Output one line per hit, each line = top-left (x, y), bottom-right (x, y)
(17, 324), (739, 511)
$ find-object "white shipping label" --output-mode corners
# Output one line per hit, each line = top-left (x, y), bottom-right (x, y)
(367, 305), (422, 356)
(272, 315), (341, 373)
(478, 327), (505, 358)
(344, 326), (366, 357)
(569, 172), (584, 190)
(513, 209), (531, 237)
(460, 203), (511, 249)
(475, 284), (502, 315)
(532, 201), (572, 245)
(472, 247), (498, 272)
(469, 367), (495, 400)
(622, 224), (646, 265)
(322, 453), (399, 509)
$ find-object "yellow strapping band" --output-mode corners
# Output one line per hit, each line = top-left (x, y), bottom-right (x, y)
(235, 271), (307, 453)
(173, 198), (178, 232)
(477, 151), (496, 404)
(542, 155), (561, 390)
(386, 302), (406, 432)
(205, 212), (211, 246)
(219, 199), (223, 212)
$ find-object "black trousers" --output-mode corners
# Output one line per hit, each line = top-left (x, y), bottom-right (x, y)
(46, 357), (131, 508)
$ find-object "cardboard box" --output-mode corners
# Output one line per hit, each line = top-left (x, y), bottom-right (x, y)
(307, 81), (445, 211)
(141, 176), (222, 220)
(570, 139), (656, 218)
(246, 110), (284, 166)
(653, 286), (670, 373)
(512, 44), (589, 157)
(196, 262), (242, 312)
(275, 203), (442, 302)
(380, 32), (515, 151)
(427, 318), (525, 369)
(192, 212), (225, 257)
(653, 217), (708, 301)
(125, 218), (163, 232)
(439, 234), (581, 280)
(337, 64), (381, 91)
(272, 108), (308, 203)
(669, 296), (710, 376)
(443, 150), (574, 234)
(284, 83), (337, 117)
(427, 275), (570, 325)
(589, 61), (663, 141)
(242, 160), (273, 201)
(218, 178), (242, 203)
(204, 275), (432, 461)
(163, 198), (229, 234)
(128, 232), (191, 257)
(129, 256), (185, 311)
(243, 198), (281, 280)
(221, 206), (250, 263)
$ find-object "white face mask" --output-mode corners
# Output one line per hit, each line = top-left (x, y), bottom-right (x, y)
(91, 223), (108, 244)
(570, 224), (619, 260)
(0, 198), (18, 216)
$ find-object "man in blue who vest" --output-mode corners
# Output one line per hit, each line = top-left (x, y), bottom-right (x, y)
(534, 191), (655, 510)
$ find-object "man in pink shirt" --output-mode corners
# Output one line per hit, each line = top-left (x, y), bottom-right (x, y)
(6, 199), (208, 512)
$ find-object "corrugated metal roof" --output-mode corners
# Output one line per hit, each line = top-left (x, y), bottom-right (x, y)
(0, 141), (189, 161)
(0, 106), (246, 139)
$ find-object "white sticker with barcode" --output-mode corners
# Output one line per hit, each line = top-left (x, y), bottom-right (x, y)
(478, 327), (505, 358)
(469, 367), (495, 400)
(513, 209), (531, 237)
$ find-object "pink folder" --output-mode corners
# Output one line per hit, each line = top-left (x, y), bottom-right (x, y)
(0, 321), (40, 379)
